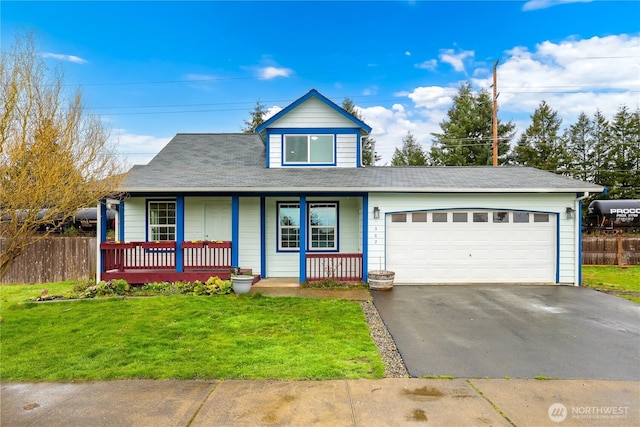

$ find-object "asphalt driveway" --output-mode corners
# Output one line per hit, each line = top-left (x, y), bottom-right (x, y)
(372, 285), (640, 380)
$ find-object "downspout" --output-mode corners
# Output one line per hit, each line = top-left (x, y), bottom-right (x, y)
(575, 192), (589, 286)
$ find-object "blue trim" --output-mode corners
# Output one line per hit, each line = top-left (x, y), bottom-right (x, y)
(231, 195), (240, 268)
(260, 197), (266, 278)
(556, 214), (561, 284)
(268, 127), (361, 135)
(356, 133), (362, 167)
(306, 201), (339, 252)
(281, 133), (337, 167)
(118, 201), (125, 242)
(362, 194), (368, 282)
(299, 196), (307, 282)
(578, 199), (583, 286)
(255, 89), (372, 134)
(176, 196), (185, 273)
(276, 201), (301, 253)
(99, 200), (108, 243)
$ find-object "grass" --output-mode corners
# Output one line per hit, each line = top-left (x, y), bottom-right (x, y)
(582, 265), (640, 303)
(0, 282), (384, 381)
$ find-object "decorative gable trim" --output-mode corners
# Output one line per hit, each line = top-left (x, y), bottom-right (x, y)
(255, 89), (372, 135)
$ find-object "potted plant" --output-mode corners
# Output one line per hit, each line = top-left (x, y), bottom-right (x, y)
(231, 267), (253, 294)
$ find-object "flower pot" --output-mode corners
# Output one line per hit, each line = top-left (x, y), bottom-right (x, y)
(368, 270), (395, 291)
(231, 275), (253, 294)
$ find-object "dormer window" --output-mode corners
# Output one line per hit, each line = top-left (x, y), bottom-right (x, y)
(284, 134), (334, 165)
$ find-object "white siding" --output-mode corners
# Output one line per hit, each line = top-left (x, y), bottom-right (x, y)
(268, 134), (282, 168)
(239, 197), (261, 275)
(336, 134), (357, 167)
(123, 197), (151, 241)
(368, 193), (579, 285)
(270, 98), (356, 128)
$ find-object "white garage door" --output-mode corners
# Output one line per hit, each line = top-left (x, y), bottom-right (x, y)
(386, 210), (556, 284)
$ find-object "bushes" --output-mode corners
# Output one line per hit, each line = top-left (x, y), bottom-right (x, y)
(48, 277), (234, 300)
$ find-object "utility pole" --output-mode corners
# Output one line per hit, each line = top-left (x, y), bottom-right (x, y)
(492, 60), (499, 167)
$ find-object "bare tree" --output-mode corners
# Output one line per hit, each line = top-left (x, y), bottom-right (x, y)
(0, 33), (126, 277)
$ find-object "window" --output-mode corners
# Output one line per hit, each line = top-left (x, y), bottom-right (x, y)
(391, 213), (407, 222)
(148, 201), (176, 241)
(493, 212), (509, 223)
(277, 201), (338, 251)
(473, 212), (489, 223)
(412, 212), (427, 222)
(534, 213), (550, 223)
(513, 212), (529, 223)
(453, 212), (468, 223)
(432, 212), (448, 223)
(278, 203), (300, 250)
(309, 203), (337, 249)
(284, 135), (334, 164)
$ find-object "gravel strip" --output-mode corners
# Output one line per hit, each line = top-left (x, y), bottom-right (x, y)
(360, 300), (409, 378)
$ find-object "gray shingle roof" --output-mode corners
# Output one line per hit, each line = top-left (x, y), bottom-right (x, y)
(120, 133), (603, 194)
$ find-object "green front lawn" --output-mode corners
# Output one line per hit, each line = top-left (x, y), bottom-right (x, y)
(0, 283), (384, 381)
(582, 266), (640, 303)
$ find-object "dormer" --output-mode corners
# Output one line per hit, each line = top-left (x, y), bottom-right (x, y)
(256, 89), (372, 168)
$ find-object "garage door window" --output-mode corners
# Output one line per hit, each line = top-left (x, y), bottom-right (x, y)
(453, 212), (468, 222)
(473, 212), (489, 222)
(412, 212), (427, 222)
(432, 212), (447, 222)
(391, 213), (407, 222)
(493, 212), (509, 223)
(513, 212), (529, 223)
(534, 213), (550, 222)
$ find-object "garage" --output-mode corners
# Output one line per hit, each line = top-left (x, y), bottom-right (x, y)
(386, 210), (556, 284)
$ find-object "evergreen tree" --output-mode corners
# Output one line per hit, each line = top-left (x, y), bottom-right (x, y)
(242, 101), (268, 133)
(341, 97), (380, 166)
(602, 106), (640, 199)
(564, 112), (595, 182)
(429, 82), (515, 166)
(511, 100), (566, 172)
(391, 131), (427, 166)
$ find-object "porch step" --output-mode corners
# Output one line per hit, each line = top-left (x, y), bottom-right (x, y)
(252, 278), (300, 288)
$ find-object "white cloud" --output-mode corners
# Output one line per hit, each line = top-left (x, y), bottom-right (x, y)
(110, 130), (172, 167)
(415, 59), (437, 70)
(264, 106), (282, 121)
(523, 0), (592, 12)
(358, 34), (637, 165)
(405, 51), (412, 56)
(470, 34), (640, 123)
(439, 49), (474, 72)
(257, 66), (293, 80)
(42, 52), (87, 64)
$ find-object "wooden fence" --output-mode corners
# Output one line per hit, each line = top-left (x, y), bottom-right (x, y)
(0, 237), (96, 284)
(582, 236), (640, 266)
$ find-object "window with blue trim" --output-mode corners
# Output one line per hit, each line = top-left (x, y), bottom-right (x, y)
(277, 201), (338, 251)
(148, 201), (176, 241)
(284, 135), (334, 164)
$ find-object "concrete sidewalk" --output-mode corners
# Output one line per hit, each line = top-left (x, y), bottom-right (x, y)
(2, 378), (639, 426)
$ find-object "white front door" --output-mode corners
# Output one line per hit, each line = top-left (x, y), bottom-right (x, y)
(204, 203), (231, 241)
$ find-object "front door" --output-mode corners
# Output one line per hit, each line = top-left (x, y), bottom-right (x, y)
(204, 203), (231, 241)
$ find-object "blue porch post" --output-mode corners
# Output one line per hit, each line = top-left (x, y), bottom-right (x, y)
(260, 197), (266, 278)
(99, 200), (108, 243)
(176, 196), (185, 273)
(299, 196), (307, 283)
(232, 195), (240, 268)
(362, 193), (368, 282)
(118, 200), (125, 242)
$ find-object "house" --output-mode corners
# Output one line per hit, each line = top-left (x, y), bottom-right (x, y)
(97, 89), (603, 286)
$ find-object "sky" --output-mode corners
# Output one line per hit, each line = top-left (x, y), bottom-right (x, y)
(2, 0), (639, 166)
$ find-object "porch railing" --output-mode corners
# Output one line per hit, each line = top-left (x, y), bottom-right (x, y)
(306, 253), (363, 282)
(101, 241), (176, 271)
(100, 241), (232, 272)
(181, 241), (232, 271)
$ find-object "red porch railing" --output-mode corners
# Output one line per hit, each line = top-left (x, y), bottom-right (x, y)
(306, 253), (363, 282)
(101, 241), (176, 271)
(181, 241), (232, 271)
